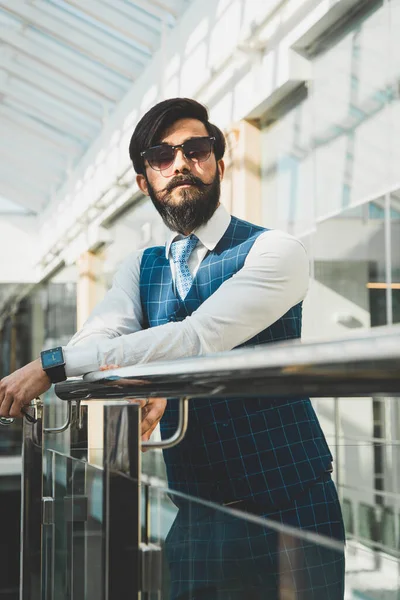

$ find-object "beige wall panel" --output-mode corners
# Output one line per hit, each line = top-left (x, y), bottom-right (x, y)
(77, 250), (107, 465)
(228, 121), (262, 225)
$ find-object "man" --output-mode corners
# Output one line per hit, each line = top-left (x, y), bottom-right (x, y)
(0, 98), (345, 599)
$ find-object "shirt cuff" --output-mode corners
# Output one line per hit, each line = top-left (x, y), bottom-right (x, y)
(63, 345), (100, 378)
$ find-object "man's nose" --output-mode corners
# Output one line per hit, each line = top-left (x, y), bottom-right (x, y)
(172, 148), (191, 173)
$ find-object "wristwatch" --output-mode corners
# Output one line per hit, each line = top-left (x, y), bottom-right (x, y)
(40, 346), (67, 384)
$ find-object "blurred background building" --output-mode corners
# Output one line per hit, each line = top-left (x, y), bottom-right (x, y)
(0, 0), (399, 598)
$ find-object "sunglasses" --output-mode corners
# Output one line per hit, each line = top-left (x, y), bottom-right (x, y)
(141, 136), (215, 172)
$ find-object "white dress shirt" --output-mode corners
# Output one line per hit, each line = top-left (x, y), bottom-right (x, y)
(64, 204), (309, 376)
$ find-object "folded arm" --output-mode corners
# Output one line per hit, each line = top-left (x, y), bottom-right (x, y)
(64, 231), (309, 376)
(0, 231), (309, 419)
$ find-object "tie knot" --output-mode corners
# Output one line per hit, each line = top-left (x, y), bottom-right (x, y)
(170, 234), (198, 264)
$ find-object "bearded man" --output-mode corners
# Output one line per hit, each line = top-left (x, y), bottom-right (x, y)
(0, 98), (345, 600)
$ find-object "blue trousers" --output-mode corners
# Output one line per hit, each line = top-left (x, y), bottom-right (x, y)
(165, 474), (345, 600)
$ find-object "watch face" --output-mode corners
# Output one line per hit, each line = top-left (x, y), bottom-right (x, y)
(42, 347), (64, 369)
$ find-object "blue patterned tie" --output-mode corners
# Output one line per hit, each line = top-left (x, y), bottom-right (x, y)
(170, 234), (198, 300)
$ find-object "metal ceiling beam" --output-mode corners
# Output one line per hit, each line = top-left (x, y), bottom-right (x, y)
(0, 120), (70, 159)
(0, 164), (58, 195)
(0, 75), (96, 139)
(0, 153), (64, 186)
(0, 29), (127, 101)
(145, 0), (182, 19)
(0, 125), (75, 170)
(0, 178), (59, 208)
(1, 91), (94, 144)
(97, 0), (163, 33)
(61, 0), (159, 52)
(0, 65), (104, 125)
(0, 140), (65, 170)
(0, 166), (62, 192)
(155, 0), (195, 18)
(0, 181), (45, 213)
(0, 108), (83, 152)
(41, 0), (154, 55)
(120, 0), (174, 20)
(0, 3), (141, 80)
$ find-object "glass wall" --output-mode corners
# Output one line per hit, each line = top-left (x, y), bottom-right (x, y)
(260, 0), (400, 558)
(261, 0), (399, 332)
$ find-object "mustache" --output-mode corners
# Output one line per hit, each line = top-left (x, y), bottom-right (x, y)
(164, 174), (213, 192)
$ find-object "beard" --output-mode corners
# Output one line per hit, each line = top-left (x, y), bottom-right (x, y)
(146, 170), (221, 234)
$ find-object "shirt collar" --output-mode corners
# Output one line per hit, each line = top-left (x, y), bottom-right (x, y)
(165, 203), (231, 259)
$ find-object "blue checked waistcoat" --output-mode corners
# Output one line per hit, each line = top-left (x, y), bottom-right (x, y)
(140, 216), (333, 510)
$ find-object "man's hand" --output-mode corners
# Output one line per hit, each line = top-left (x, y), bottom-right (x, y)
(139, 397), (167, 448)
(0, 359), (51, 418)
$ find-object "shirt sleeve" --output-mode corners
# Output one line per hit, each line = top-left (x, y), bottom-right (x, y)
(64, 230), (309, 376)
(64, 250), (143, 376)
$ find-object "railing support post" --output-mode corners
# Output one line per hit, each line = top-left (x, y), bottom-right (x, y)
(103, 403), (141, 600)
(20, 414), (43, 600)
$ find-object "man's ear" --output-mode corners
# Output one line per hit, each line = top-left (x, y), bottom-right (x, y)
(137, 174), (149, 196)
(217, 159), (225, 181)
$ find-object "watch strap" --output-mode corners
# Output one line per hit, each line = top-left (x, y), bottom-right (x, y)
(46, 364), (67, 384)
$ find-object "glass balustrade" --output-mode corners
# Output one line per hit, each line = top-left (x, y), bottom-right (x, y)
(36, 434), (400, 599)
(18, 329), (400, 600)
(42, 450), (104, 600)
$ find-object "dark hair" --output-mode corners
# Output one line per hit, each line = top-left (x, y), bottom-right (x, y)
(129, 97), (226, 175)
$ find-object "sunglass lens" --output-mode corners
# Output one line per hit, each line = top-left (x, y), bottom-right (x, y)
(184, 138), (212, 162)
(147, 146), (175, 170)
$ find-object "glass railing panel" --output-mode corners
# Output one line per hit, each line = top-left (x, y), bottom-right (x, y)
(0, 419), (22, 456)
(314, 396), (400, 558)
(43, 450), (104, 600)
(142, 446), (168, 482)
(141, 480), (346, 600)
(346, 541), (400, 599)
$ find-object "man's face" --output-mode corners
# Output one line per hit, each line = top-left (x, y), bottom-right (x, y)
(136, 118), (225, 234)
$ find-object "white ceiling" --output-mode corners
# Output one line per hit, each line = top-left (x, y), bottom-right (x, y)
(0, 0), (193, 216)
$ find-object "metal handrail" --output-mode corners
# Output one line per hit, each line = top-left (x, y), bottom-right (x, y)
(55, 325), (400, 402)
